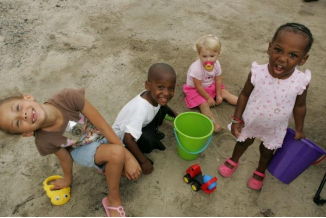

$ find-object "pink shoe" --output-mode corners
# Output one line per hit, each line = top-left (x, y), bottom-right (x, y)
(218, 158), (239, 177)
(248, 170), (266, 190)
(102, 197), (126, 217)
(97, 168), (106, 175)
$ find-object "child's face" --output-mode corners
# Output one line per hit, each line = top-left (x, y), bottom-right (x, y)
(198, 49), (219, 66)
(145, 72), (176, 106)
(0, 96), (45, 135)
(267, 31), (309, 79)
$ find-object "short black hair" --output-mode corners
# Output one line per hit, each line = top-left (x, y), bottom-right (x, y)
(272, 23), (314, 53)
(147, 63), (176, 82)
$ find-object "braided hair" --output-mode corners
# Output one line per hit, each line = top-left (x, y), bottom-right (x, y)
(272, 23), (314, 53)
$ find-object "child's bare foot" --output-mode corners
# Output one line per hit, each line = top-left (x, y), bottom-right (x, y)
(213, 122), (223, 133)
(123, 149), (141, 180)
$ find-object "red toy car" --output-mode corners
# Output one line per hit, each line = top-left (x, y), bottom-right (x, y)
(183, 164), (217, 194)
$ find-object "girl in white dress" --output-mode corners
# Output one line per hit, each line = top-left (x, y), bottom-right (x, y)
(218, 23), (314, 190)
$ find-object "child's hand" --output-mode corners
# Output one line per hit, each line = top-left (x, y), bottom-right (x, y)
(216, 95), (223, 105)
(207, 97), (216, 107)
(123, 150), (142, 180)
(141, 159), (154, 175)
(231, 123), (243, 138)
(294, 130), (306, 140)
(50, 178), (70, 190)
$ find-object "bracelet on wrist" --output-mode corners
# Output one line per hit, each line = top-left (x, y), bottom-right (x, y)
(231, 116), (244, 124)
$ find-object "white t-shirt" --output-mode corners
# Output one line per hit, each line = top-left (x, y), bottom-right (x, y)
(186, 59), (222, 88)
(112, 91), (160, 142)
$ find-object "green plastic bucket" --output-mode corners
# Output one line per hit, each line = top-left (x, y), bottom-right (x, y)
(174, 112), (214, 160)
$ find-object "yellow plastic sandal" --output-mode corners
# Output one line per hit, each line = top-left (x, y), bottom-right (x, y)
(43, 175), (71, 206)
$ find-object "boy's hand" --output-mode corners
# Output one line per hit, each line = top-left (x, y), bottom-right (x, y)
(50, 178), (70, 190)
(141, 159), (154, 174)
(231, 123), (243, 138)
(294, 130), (306, 140)
(207, 97), (216, 107)
(123, 150), (142, 180)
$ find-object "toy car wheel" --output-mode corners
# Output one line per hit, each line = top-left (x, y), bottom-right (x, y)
(184, 174), (192, 184)
(191, 181), (201, 192)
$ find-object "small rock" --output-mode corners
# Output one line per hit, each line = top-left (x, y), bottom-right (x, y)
(261, 209), (275, 217)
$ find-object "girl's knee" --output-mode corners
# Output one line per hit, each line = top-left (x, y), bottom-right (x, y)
(199, 102), (210, 109)
(97, 144), (126, 164)
(110, 145), (126, 162)
(260, 143), (274, 159)
(222, 89), (238, 105)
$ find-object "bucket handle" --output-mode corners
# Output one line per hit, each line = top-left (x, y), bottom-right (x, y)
(173, 128), (213, 155)
(312, 155), (326, 166)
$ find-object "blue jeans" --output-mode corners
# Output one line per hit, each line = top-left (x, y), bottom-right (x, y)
(70, 137), (109, 171)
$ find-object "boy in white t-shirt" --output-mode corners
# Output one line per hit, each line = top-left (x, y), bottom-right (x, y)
(113, 63), (178, 174)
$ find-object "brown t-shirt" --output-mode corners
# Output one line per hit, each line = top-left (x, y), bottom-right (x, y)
(35, 88), (104, 156)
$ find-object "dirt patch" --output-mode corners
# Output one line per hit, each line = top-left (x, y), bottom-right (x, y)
(0, 0), (325, 216)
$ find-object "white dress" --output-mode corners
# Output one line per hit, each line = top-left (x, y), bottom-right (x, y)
(237, 62), (311, 150)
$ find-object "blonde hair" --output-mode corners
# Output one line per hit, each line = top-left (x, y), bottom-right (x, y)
(195, 35), (221, 54)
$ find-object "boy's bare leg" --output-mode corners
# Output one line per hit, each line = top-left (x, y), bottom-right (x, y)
(95, 144), (125, 217)
(199, 102), (222, 133)
(222, 89), (238, 106)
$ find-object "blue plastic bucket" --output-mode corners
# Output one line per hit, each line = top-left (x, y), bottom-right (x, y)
(268, 128), (326, 184)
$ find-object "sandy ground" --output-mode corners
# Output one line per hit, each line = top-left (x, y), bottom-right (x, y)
(0, 0), (326, 217)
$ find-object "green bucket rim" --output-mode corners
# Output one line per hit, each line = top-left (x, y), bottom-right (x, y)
(174, 112), (214, 139)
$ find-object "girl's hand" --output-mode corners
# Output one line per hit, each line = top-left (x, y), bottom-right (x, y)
(231, 123), (243, 138)
(294, 130), (306, 140)
(50, 178), (70, 190)
(207, 97), (216, 107)
(216, 95), (223, 105)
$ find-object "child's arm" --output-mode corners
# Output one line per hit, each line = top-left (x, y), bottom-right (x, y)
(51, 148), (73, 189)
(123, 133), (154, 174)
(167, 105), (178, 117)
(83, 99), (122, 145)
(231, 72), (254, 138)
(215, 75), (223, 105)
(82, 99), (142, 180)
(293, 86), (309, 140)
(193, 77), (216, 106)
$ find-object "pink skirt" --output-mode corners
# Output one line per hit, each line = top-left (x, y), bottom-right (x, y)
(183, 83), (225, 108)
